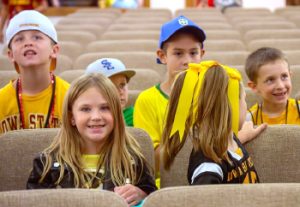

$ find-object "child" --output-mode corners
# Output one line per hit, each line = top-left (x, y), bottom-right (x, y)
(27, 73), (157, 207)
(134, 15), (206, 172)
(0, 10), (69, 134)
(246, 47), (300, 125)
(162, 61), (259, 184)
(85, 58), (136, 126)
(0, 0), (48, 43)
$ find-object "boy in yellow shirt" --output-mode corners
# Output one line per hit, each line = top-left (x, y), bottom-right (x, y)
(246, 47), (300, 125)
(0, 10), (69, 134)
(134, 16), (206, 174)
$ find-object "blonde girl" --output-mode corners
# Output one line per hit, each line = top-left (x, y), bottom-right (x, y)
(162, 61), (259, 184)
(27, 73), (156, 206)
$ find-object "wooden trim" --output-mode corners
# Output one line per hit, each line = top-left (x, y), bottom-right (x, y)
(186, 0), (197, 7)
(144, 0), (150, 7)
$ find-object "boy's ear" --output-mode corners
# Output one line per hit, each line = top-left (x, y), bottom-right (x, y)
(156, 49), (167, 65)
(7, 49), (15, 63)
(247, 81), (257, 92)
(50, 44), (60, 59)
(200, 49), (205, 58)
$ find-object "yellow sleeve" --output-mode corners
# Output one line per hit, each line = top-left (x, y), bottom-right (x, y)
(133, 88), (165, 149)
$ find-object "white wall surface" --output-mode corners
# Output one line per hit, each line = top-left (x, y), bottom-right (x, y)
(242, 0), (286, 11)
(150, 0), (185, 13)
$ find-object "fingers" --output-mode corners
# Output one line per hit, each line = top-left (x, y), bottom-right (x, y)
(238, 121), (268, 144)
(114, 184), (146, 207)
(254, 123), (268, 137)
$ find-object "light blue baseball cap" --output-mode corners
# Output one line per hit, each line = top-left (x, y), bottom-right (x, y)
(85, 58), (136, 81)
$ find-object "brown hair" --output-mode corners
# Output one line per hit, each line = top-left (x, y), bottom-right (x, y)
(162, 65), (240, 170)
(245, 47), (288, 82)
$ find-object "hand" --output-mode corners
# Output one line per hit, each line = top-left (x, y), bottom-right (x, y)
(238, 121), (267, 144)
(114, 184), (147, 207)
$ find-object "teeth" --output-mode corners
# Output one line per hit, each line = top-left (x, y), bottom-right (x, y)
(89, 125), (103, 128)
(24, 50), (36, 56)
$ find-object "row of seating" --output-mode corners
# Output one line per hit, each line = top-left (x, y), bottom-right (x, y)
(0, 125), (300, 206)
(1, 183), (300, 207)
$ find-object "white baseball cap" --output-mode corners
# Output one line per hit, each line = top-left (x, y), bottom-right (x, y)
(6, 10), (58, 46)
(85, 58), (136, 81)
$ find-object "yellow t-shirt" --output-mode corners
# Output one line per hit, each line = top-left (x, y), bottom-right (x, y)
(0, 76), (69, 134)
(82, 154), (104, 189)
(133, 84), (169, 149)
(248, 99), (300, 125)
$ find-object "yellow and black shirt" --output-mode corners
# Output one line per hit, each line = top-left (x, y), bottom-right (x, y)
(188, 135), (259, 184)
(248, 99), (300, 125)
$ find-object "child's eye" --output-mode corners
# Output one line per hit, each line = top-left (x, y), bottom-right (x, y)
(190, 51), (199, 56)
(100, 106), (110, 111)
(14, 36), (23, 42)
(33, 35), (42, 40)
(80, 107), (90, 112)
(281, 74), (289, 80)
(119, 83), (126, 89)
(174, 52), (182, 56)
(265, 78), (274, 84)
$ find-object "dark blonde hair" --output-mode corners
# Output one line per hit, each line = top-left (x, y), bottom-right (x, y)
(162, 65), (242, 170)
(245, 47), (288, 82)
(40, 73), (147, 187)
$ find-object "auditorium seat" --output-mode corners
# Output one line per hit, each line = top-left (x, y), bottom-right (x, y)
(85, 40), (157, 53)
(0, 189), (127, 207)
(143, 184), (300, 207)
(74, 52), (166, 77)
(0, 70), (18, 88)
(160, 125), (300, 188)
(0, 127), (154, 191)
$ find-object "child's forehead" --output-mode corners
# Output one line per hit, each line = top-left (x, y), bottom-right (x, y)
(258, 59), (289, 76)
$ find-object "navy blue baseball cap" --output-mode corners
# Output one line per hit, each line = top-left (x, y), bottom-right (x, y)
(157, 15), (206, 64)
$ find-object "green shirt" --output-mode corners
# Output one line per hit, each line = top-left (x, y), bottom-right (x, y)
(123, 106), (134, 126)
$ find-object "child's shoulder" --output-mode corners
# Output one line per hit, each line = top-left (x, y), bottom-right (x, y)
(137, 84), (162, 100)
(0, 80), (14, 92)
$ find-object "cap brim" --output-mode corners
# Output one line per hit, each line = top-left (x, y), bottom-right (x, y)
(109, 70), (136, 81)
(176, 26), (206, 44)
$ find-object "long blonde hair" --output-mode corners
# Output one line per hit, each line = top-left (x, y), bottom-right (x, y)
(40, 73), (146, 187)
(162, 64), (241, 170)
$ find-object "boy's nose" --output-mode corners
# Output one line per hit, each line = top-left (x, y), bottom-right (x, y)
(276, 80), (285, 89)
(24, 39), (33, 47)
(183, 55), (192, 66)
